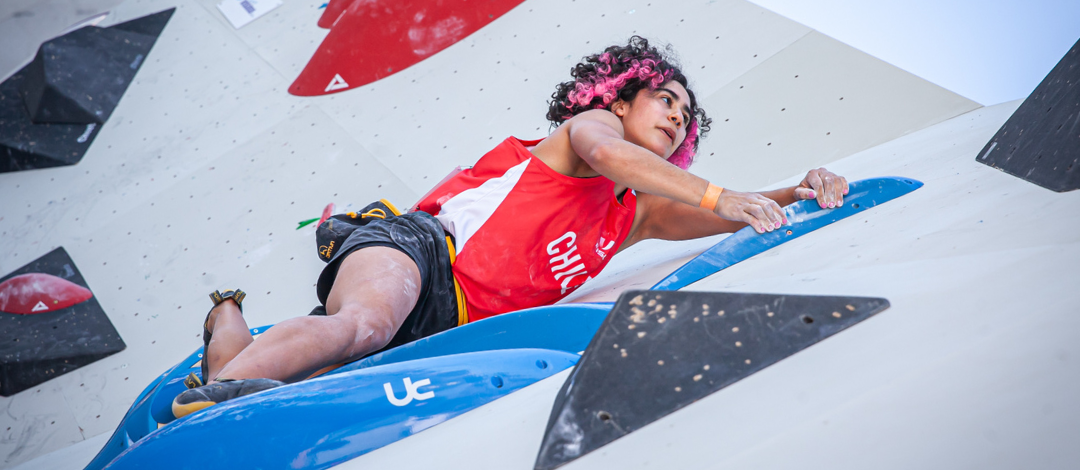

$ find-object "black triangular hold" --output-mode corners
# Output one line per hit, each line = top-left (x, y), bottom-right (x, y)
(0, 66), (101, 172)
(20, 25), (160, 124)
(108, 7), (175, 37)
(535, 290), (889, 470)
(0, 247), (125, 396)
(21, 48), (101, 124)
(976, 36), (1080, 192)
(0, 8), (173, 173)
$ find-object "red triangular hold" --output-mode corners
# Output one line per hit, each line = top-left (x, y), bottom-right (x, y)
(317, 0), (354, 28)
(0, 273), (93, 315)
(290, 0), (525, 96)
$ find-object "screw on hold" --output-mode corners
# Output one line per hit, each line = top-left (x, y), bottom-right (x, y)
(490, 376), (504, 388)
(536, 359), (549, 369)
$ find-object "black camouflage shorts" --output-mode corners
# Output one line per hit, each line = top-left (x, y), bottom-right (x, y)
(315, 211), (464, 355)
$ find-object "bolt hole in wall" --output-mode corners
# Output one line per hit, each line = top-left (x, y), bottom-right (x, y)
(801, 315), (814, 324)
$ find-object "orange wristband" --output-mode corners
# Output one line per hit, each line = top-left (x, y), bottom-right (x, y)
(699, 183), (724, 210)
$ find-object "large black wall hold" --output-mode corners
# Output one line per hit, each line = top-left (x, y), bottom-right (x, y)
(0, 247), (125, 396)
(534, 290), (889, 470)
(0, 8), (174, 173)
(976, 37), (1080, 192)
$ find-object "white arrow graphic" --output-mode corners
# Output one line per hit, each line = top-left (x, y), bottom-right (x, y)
(325, 74), (349, 92)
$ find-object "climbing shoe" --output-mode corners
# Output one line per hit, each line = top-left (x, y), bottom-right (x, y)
(183, 372), (203, 389)
(172, 378), (284, 418)
(197, 289), (247, 386)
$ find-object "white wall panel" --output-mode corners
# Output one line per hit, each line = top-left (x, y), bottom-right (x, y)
(187, 0), (328, 79)
(0, 0), (125, 81)
(340, 100), (1080, 470)
(0, 0), (1024, 467)
(0, 384), (84, 469)
(314, 0), (813, 197)
(691, 30), (979, 192)
(0, 0), (409, 463)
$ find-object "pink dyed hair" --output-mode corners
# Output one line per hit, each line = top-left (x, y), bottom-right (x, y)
(668, 119), (698, 170)
(547, 38), (710, 170)
(564, 53), (672, 109)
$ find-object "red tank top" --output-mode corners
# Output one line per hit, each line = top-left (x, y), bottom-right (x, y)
(414, 137), (637, 321)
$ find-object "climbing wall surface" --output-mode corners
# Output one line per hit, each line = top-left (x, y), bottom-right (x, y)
(0, 0), (126, 83)
(349, 100), (1080, 470)
(1, 0), (986, 467)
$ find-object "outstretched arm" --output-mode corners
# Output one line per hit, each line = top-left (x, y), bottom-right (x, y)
(628, 169), (849, 243)
(556, 111), (789, 234)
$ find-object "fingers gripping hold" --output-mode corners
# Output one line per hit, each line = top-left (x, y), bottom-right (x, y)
(800, 168), (847, 209)
(793, 187), (816, 200)
(767, 198), (786, 226)
(715, 190), (785, 234)
(744, 204), (769, 233)
(751, 198), (783, 233)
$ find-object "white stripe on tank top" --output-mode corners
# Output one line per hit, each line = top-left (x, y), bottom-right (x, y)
(434, 158), (531, 253)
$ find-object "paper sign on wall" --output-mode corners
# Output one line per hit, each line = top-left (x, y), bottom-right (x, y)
(217, 0), (282, 29)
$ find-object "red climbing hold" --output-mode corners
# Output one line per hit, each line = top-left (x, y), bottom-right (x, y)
(290, 0), (525, 96)
(318, 202), (336, 227)
(0, 273), (93, 315)
(317, 0), (353, 28)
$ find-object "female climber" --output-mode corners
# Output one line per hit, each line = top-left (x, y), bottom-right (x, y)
(171, 36), (849, 417)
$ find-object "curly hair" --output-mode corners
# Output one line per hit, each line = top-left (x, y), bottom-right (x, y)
(546, 36), (712, 169)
